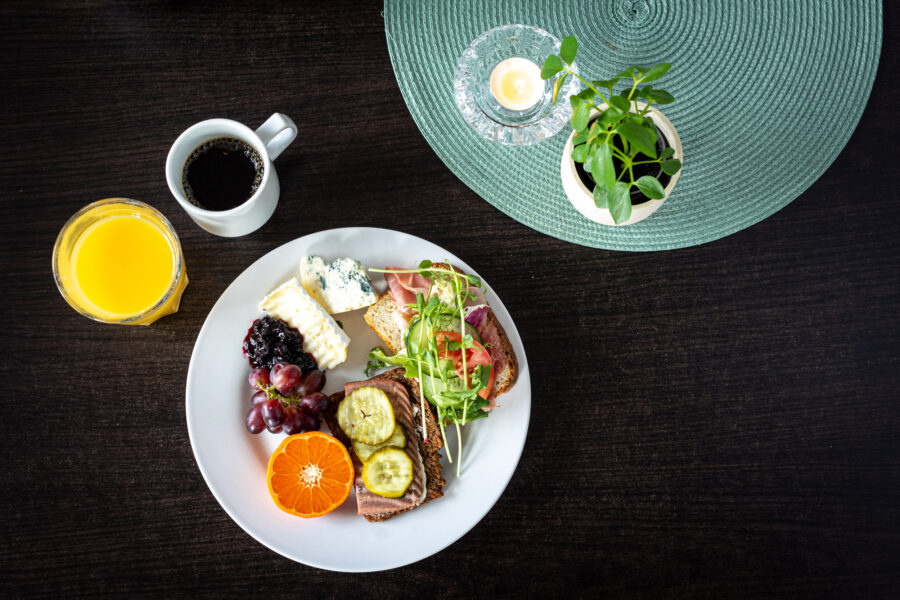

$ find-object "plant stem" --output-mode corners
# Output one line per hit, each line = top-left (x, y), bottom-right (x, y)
(611, 146), (630, 163)
(568, 70), (610, 107)
(439, 410), (451, 464)
(456, 420), (462, 477)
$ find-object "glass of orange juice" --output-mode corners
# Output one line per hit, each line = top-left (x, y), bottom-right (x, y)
(52, 198), (188, 325)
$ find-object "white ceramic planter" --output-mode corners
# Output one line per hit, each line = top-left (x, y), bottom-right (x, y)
(561, 102), (682, 226)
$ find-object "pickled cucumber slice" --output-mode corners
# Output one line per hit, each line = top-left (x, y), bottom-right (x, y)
(337, 386), (395, 445)
(352, 425), (407, 462)
(361, 447), (414, 498)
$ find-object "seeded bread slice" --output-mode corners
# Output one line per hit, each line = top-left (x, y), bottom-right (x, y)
(323, 368), (445, 522)
(363, 263), (518, 400)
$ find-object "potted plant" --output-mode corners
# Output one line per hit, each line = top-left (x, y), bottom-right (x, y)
(542, 37), (683, 225)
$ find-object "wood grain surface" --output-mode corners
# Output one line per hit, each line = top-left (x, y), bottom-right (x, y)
(1, 2), (898, 598)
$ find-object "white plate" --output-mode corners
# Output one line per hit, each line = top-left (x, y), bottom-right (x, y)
(185, 227), (531, 572)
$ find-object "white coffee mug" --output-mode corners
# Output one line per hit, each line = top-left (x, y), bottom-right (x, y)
(165, 113), (297, 237)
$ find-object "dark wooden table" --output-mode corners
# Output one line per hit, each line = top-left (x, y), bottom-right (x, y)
(2, 2), (898, 598)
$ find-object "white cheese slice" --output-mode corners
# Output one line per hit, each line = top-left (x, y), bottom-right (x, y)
(259, 278), (350, 370)
(299, 255), (377, 315)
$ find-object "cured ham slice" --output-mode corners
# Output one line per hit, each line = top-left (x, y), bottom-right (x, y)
(385, 268), (430, 316)
(475, 316), (505, 410)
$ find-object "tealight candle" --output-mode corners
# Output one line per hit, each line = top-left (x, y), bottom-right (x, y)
(489, 57), (544, 111)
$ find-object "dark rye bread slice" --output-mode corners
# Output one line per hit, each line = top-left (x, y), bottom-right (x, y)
(322, 368), (445, 522)
(364, 262), (518, 400)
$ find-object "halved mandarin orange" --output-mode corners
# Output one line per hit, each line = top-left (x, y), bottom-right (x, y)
(267, 431), (354, 518)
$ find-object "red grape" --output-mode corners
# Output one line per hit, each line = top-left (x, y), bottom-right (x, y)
(282, 405), (303, 435)
(245, 405), (265, 434)
(300, 392), (328, 416)
(272, 363), (302, 394)
(297, 410), (320, 433)
(266, 422), (283, 434)
(294, 369), (326, 396)
(260, 398), (285, 428)
(249, 367), (270, 390)
(251, 390), (267, 406)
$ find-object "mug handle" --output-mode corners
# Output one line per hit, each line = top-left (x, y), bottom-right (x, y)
(255, 113), (298, 160)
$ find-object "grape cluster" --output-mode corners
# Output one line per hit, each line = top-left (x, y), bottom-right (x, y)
(244, 362), (328, 435)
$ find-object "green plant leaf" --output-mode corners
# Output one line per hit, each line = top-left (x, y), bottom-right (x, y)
(608, 182), (631, 223)
(541, 55), (563, 80)
(643, 117), (655, 129)
(637, 85), (653, 98)
(599, 107), (624, 128)
(560, 36), (577, 65)
(593, 186), (608, 208)
(660, 147), (675, 159)
(636, 175), (666, 199)
(650, 89), (674, 104)
(593, 144), (615, 191)
(571, 102), (591, 132)
(587, 121), (602, 143)
(616, 66), (636, 79)
(661, 158), (682, 175)
(577, 87), (595, 102)
(608, 95), (630, 113)
(616, 122), (657, 158)
(593, 77), (620, 90)
(571, 144), (588, 163)
(627, 114), (644, 125)
(640, 63), (671, 83)
(551, 72), (568, 104)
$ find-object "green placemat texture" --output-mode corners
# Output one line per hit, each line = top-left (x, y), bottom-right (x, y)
(384, 0), (882, 251)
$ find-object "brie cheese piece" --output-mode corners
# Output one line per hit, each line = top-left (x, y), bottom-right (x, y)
(259, 278), (350, 369)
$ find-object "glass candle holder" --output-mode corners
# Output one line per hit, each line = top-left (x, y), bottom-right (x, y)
(454, 24), (579, 146)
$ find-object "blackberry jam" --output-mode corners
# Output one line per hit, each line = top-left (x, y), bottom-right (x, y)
(242, 316), (317, 372)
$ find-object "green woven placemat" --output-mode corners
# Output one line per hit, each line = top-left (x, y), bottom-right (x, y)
(384, 0), (882, 251)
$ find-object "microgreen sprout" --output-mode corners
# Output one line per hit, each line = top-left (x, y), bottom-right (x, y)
(542, 36), (682, 224)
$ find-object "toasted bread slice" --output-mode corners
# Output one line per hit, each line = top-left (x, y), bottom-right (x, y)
(363, 263), (518, 400)
(479, 309), (519, 399)
(323, 368), (444, 522)
(363, 291), (405, 354)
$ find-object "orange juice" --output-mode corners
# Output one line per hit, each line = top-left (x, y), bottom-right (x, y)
(53, 199), (187, 324)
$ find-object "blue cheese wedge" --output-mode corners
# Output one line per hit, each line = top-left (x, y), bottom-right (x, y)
(299, 255), (377, 315)
(259, 278), (350, 370)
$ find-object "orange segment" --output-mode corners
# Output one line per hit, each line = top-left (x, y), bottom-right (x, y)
(266, 431), (354, 518)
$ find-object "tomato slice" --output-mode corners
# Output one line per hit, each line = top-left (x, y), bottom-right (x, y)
(434, 331), (494, 400)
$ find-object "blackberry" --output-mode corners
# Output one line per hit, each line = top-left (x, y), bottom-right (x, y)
(242, 316), (318, 371)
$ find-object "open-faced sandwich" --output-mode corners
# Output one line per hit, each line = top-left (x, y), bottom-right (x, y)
(365, 262), (518, 406)
(323, 369), (445, 522)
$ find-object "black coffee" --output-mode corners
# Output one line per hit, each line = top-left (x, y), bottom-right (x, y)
(182, 137), (264, 211)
